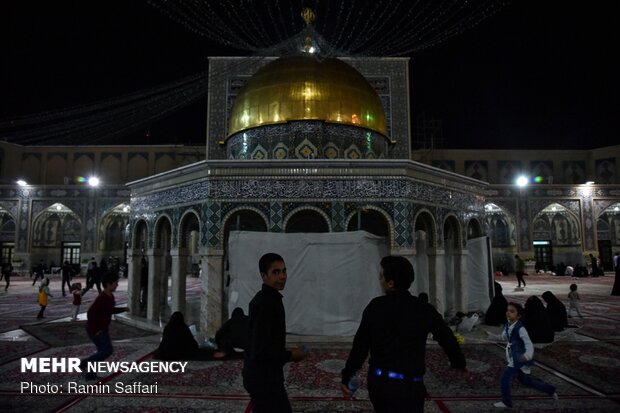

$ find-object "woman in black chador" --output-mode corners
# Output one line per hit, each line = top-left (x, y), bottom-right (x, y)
(522, 296), (554, 343)
(541, 291), (568, 332)
(484, 281), (508, 326)
(154, 311), (200, 360)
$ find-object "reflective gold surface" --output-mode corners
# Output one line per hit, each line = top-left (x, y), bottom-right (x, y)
(228, 56), (387, 138)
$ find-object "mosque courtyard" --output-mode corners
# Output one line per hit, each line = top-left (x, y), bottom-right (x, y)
(1, 271), (619, 412)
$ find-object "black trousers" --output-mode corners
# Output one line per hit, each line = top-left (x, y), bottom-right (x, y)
(516, 271), (526, 286)
(247, 385), (291, 413)
(368, 373), (426, 413)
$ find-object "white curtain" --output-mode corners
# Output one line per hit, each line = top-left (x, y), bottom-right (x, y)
(227, 231), (388, 336)
(466, 236), (493, 312)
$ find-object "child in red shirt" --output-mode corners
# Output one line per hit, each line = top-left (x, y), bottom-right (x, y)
(70, 282), (83, 321)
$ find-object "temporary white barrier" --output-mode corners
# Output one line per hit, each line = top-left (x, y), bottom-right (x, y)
(227, 231), (387, 336)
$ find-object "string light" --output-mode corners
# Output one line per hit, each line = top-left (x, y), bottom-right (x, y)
(148, 0), (506, 57)
(1, 1), (507, 145)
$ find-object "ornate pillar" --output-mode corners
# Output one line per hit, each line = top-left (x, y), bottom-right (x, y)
(200, 248), (224, 337)
(126, 248), (141, 314)
(146, 248), (162, 321)
(429, 249), (446, 315)
(170, 247), (189, 314)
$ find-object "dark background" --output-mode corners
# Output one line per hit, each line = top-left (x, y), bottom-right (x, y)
(1, 0), (617, 149)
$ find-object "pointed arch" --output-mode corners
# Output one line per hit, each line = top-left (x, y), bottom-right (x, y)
(285, 207), (331, 233)
(345, 206), (392, 239)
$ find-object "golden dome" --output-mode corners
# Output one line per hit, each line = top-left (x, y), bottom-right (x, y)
(227, 56), (387, 138)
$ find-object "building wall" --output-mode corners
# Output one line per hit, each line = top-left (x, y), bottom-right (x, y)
(0, 142), (204, 186)
(412, 146), (620, 185)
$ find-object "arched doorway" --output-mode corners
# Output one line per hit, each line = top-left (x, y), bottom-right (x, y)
(285, 209), (330, 233)
(467, 218), (483, 239)
(484, 203), (517, 274)
(597, 202), (620, 271)
(31, 203), (81, 270)
(222, 209), (268, 319)
(532, 203), (581, 271)
(347, 208), (390, 237)
(0, 207), (16, 266)
(99, 203), (130, 274)
(178, 212), (201, 324)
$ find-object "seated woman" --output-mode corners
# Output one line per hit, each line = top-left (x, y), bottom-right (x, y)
(485, 281), (508, 326)
(213, 307), (248, 359)
(541, 291), (568, 332)
(154, 311), (200, 360)
(522, 295), (555, 343)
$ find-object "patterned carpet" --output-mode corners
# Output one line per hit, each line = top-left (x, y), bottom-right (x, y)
(20, 321), (157, 347)
(1, 274), (620, 412)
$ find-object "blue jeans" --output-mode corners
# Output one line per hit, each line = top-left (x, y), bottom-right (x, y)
(500, 366), (555, 407)
(83, 330), (113, 365)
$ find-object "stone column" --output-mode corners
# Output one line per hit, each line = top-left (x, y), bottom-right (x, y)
(126, 249), (142, 314)
(170, 248), (189, 314)
(146, 248), (162, 322)
(200, 248), (224, 337)
(429, 249), (446, 316)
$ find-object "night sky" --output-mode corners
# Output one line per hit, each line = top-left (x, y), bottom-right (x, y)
(1, 0), (618, 149)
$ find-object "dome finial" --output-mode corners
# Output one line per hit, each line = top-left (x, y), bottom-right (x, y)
(301, 8), (316, 26)
(301, 8), (317, 53)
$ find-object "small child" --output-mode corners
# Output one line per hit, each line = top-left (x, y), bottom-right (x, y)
(70, 282), (83, 321)
(487, 302), (558, 408)
(568, 283), (583, 318)
(36, 278), (52, 319)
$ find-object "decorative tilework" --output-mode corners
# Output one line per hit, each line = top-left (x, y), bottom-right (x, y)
(345, 144), (362, 160)
(273, 143), (289, 159)
(295, 138), (317, 159)
(270, 202), (283, 232)
(393, 201), (412, 247)
(251, 144), (267, 160)
(331, 202), (346, 232)
(226, 121), (389, 159)
(206, 202), (221, 247)
(323, 143), (339, 159)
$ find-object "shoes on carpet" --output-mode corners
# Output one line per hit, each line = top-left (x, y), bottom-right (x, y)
(493, 401), (509, 408)
(553, 392), (559, 401)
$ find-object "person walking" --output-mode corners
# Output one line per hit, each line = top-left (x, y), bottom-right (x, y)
(341, 256), (467, 413)
(487, 302), (558, 408)
(36, 278), (52, 319)
(32, 259), (46, 286)
(80, 272), (128, 380)
(514, 255), (526, 288)
(2, 262), (13, 291)
(242, 253), (307, 413)
(60, 260), (73, 297)
(70, 282), (83, 321)
(567, 284), (583, 318)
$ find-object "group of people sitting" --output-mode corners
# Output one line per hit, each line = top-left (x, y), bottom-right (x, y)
(154, 308), (249, 361)
(485, 282), (570, 343)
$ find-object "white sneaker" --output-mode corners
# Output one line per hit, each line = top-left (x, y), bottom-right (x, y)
(553, 392), (559, 401)
(493, 401), (508, 408)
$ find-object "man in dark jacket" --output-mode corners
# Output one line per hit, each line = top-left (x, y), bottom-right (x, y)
(341, 256), (467, 413)
(242, 253), (306, 413)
